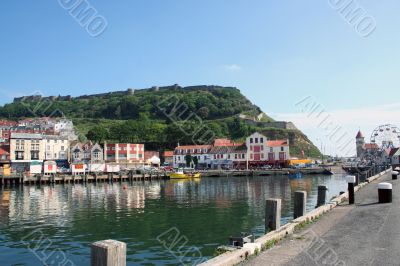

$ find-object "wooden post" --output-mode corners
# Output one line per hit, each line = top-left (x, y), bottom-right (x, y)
(265, 198), (281, 233)
(91, 240), (126, 266)
(294, 191), (307, 219)
(316, 186), (327, 208)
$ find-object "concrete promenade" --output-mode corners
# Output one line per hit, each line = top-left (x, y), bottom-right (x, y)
(244, 171), (398, 266)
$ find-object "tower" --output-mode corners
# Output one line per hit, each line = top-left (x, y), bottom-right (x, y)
(356, 130), (365, 157)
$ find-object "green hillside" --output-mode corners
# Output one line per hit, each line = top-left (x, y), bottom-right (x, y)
(0, 85), (320, 158)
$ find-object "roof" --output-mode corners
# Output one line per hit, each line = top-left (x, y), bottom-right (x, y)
(365, 143), (379, 150)
(164, 151), (174, 157)
(213, 139), (234, 147)
(11, 133), (42, 139)
(267, 140), (289, 147)
(209, 145), (247, 154)
(389, 148), (399, 157)
(175, 145), (212, 150)
(144, 151), (159, 160)
(0, 145), (10, 155)
(356, 130), (364, 138)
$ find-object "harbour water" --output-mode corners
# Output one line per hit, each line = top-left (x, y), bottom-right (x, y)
(0, 174), (348, 265)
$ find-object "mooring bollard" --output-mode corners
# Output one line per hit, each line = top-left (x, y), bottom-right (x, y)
(346, 175), (356, 205)
(316, 186), (328, 208)
(378, 183), (392, 203)
(294, 191), (307, 219)
(265, 198), (281, 233)
(91, 239), (126, 266)
(392, 171), (399, 180)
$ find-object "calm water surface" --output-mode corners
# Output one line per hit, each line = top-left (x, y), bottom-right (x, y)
(0, 174), (347, 265)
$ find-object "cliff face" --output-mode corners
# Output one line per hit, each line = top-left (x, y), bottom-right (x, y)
(1, 85), (320, 157)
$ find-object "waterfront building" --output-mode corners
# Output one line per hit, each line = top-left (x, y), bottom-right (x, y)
(266, 140), (290, 166)
(246, 132), (268, 166)
(173, 145), (212, 168)
(163, 151), (174, 165)
(71, 142), (105, 173)
(208, 144), (247, 169)
(104, 143), (145, 167)
(9, 133), (45, 174)
(43, 135), (69, 161)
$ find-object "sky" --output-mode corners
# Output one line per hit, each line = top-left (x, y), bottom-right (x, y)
(1, 0), (400, 156)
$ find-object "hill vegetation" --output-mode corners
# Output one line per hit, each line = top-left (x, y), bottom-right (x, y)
(0, 85), (321, 157)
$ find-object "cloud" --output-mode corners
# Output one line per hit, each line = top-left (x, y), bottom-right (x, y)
(272, 100), (400, 157)
(222, 64), (242, 71)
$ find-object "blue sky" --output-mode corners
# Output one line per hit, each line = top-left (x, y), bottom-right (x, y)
(1, 1), (400, 155)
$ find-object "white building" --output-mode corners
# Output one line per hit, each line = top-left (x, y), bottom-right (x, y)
(173, 145), (212, 168)
(43, 135), (69, 161)
(246, 132), (268, 162)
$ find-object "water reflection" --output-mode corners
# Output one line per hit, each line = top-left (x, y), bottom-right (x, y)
(0, 174), (347, 265)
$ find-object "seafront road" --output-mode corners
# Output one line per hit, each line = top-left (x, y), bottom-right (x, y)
(243, 171), (400, 266)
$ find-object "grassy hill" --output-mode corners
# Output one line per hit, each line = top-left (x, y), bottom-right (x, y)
(0, 85), (321, 157)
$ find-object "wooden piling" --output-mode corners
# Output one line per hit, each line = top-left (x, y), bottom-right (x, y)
(265, 198), (281, 233)
(91, 239), (126, 266)
(316, 186), (327, 208)
(346, 175), (356, 205)
(294, 191), (307, 219)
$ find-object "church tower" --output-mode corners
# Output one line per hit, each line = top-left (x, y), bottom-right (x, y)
(356, 130), (365, 157)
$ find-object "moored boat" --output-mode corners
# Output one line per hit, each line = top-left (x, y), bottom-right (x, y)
(168, 169), (201, 179)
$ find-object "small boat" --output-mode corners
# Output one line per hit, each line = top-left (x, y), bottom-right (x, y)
(288, 171), (303, 179)
(169, 169), (201, 179)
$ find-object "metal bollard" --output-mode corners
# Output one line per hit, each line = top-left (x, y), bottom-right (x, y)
(392, 171), (398, 180)
(378, 183), (392, 203)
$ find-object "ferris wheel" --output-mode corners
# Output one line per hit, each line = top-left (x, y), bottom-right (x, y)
(370, 124), (400, 150)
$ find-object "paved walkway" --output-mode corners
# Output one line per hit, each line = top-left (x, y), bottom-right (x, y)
(243, 171), (400, 266)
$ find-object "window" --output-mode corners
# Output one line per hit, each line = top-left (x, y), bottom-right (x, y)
(261, 146), (264, 151)
(255, 138), (258, 143)
(15, 151), (24, 160)
(93, 152), (100, 159)
(242, 154), (245, 159)
(260, 138), (264, 143)
(228, 154), (231, 159)
(250, 138), (253, 144)
(281, 147), (284, 152)
(270, 148), (273, 152)
(61, 146), (64, 151)
(31, 151), (39, 160)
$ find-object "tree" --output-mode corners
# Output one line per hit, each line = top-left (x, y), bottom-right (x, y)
(192, 156), (199, 167)
(86, 126), (109, 143)
(197, 107), (210, 119)
(185, 154), (192, 167)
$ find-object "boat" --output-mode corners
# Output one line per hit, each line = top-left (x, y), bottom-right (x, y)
(169, 169), (201, 179)
(288, 171), (303, 179)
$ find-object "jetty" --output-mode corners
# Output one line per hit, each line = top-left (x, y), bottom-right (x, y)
(0, 172), (168, 187)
